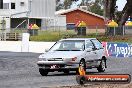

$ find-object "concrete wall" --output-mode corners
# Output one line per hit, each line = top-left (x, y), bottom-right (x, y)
(1, 41), (132, 57)
(0, 41), (55, 53)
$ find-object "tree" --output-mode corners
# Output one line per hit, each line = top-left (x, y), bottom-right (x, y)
(56, 0), (73, 10)
(104, 0), (116, 20)
(104, 0), (132, 26)
(89, 0), (104, 16)
(118, 0), (132, 25)
(63, 0), (72, 9)
(56, 0), (60, 10)
(79, 0), (104, 16)
(56, 4), (64, 11)
(56, 0), (104, 16)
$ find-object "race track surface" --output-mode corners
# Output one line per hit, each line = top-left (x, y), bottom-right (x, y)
(0, 52), (132, 88)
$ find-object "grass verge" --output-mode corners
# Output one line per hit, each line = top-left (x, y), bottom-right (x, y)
(29, 30), (132, 43)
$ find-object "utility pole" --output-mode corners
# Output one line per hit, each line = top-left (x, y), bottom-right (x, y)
(27, 0), (32, 29)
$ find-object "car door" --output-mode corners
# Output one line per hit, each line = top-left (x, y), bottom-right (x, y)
(91, 39), (104, 60)
(85, 40), (97, 61)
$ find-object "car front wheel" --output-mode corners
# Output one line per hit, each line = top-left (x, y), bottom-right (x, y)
(39, 68), (48, 76)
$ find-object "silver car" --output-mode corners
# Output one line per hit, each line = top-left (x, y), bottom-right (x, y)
(37, 38), (107, 76)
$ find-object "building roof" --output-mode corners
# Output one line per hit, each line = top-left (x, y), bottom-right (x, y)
(55, 8), (104, 20)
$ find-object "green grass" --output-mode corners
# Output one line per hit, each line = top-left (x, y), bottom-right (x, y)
(29, 30), (132, 43)
(30, 30), (77, 41)
(7, 29), (132, 43)
(30, 31), (61, 41)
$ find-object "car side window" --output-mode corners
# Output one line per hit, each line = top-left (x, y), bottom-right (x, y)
(86, 41), (94, 49)
(91, 39), (103, 49)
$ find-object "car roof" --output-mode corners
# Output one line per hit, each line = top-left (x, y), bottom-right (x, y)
(60, 38), (96, 41)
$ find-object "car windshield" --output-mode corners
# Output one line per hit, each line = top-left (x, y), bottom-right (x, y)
(49, 40), (85, 51)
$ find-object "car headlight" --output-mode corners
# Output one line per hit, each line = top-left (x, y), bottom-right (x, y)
(38, 55), (46, 61)
(38, 58), (46, 61)
(39, 55), (43, 58)
(63, 57), (77, 62)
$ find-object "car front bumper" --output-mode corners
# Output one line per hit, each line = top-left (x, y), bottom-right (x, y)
(37, 61), (66, 64)
(37, 60), (79, 71)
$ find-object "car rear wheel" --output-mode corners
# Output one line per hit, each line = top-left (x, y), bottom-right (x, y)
(39, 68), (48, 76)
(97, 60), (105, 72)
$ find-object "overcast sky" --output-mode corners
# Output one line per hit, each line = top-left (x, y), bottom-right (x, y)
(71, 0), (127, 11)
(4, 0), (127, 11)
(116, 0), (127, 11)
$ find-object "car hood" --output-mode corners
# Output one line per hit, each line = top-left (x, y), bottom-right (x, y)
(39, 51), (84, 58)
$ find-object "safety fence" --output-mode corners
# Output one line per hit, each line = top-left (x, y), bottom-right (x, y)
(0, 32), (22, 41)
(0, 25), (132, 41)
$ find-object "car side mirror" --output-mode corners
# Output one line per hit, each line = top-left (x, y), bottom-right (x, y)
(86, 48), (93, 52)
(45, 48), (49, 52)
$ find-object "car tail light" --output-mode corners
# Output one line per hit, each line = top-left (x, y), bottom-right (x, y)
(72, 57), (77, 61)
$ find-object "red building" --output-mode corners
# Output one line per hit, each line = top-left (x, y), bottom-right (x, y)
(56, 8), (105, 27)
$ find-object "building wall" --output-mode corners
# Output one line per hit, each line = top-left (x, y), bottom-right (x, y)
(56, 15), (66, 27)
(0, 0), (28, 17)
(0, 0), (28, 30)
(63, 10), (105, 26)
(40, 15), (66, 30)
(0, 0), (56, 18)
(0, 0), (56, 29)
(0, 17), (10, 30)
(5, 17), (10, 29)
(30, 0), (56, 18)
(14, 0), (28, 15)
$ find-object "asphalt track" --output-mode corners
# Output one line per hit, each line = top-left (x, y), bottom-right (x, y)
(0, 52), (132, 88)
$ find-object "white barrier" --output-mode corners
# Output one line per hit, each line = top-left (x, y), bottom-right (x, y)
(0, 41), (55, 53)
(22, 33), (30, 52)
